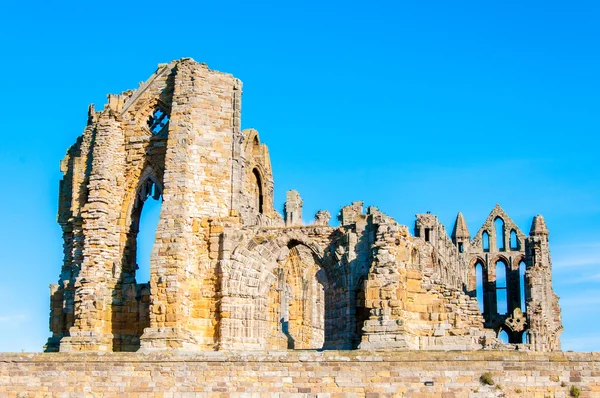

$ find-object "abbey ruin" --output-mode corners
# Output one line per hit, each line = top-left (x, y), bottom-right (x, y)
(46, 58), (563, 354)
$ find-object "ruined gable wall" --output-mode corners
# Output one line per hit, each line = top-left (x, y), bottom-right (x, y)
(1, 351), (598, 396)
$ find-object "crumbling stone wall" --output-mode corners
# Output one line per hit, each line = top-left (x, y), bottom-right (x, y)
(47, 58), (562, 353)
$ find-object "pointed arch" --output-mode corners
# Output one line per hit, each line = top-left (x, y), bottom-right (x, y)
(251, 168), (264, 214)
(510, 229), (519, 250)
(482, 231), (490, 252)
(469, 257), (487, 314)
(132, 98), (172, 137)
(111, 166), (163, 352)
(120, 166), (164, 277)
(221, 230), (350, 350)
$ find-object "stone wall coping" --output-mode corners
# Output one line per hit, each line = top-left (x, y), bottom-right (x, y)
(1, 350), (598, 364)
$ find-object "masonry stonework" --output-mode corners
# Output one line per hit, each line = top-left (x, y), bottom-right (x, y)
(46, 58), (563, 355)
(2, 351), (599, 397)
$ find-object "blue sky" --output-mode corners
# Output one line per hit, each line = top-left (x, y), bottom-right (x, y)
(0, 0), (599, 352)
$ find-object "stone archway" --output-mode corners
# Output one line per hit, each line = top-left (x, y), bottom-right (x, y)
(265, 243), (328, 349)
(219, 230), (348, 350)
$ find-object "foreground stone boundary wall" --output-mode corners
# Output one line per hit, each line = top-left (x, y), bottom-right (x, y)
(0, 351), (598, 397)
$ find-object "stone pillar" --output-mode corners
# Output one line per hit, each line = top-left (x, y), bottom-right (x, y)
(140, 59), (239, 351)
(314, 210), (331, 226)
(284, 190), (303, 226)
(60, 111), (126, 352)
(524, 215), (563, 352)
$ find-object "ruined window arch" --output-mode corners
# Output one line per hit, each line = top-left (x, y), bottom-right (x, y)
(251, 168), (264, 214)
(482, 231), (490, 252)
(147, 108), (170, 135)
(252, 135), (260, 156)
(510, 229), (519, 250)
(496, 260), (508, 315)
(475, 261), (485, 313)
(495, 217), (505, 251)
(519, 260), (527, 312)
(131, 177), (163, 283)
(113, 174), (162, 352)
(136, 185), (162, 283)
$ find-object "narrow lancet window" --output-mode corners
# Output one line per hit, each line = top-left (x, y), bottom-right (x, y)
(136, 181), (162, 283)
(251, 168), (264, 214)
(495, 217), (505, 251)
(475, 262), (484, 313)
(519, 260), (527, 312)
(496, 260), (508, 315)
(510, 230), (519, 250)
(482, 231), (490, 251)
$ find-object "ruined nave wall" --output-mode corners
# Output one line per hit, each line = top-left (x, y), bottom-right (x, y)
(1, 351), (598, 397)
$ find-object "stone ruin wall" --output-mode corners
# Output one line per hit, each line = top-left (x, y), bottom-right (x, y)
(47, 58), (563, 354)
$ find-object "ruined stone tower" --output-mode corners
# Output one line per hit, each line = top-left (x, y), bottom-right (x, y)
(47, 58), (562, 353)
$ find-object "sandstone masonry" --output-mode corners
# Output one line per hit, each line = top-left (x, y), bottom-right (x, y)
(1, 351), (599, 397)
(46, 58), (563, 354)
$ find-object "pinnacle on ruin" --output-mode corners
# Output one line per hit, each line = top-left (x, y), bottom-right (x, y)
(530, 214), (549, 237)
(451, 212), (470, 243)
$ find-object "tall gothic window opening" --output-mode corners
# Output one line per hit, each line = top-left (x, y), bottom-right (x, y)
(495, 217), (505, 251)
(135, 179), (162, 283)
(251, 168), (264, 214)
(482, 231), (490, 252)
(475, 261), (485, 313)
(519, 260), (527, 312)
(510, 230), (519, 250)
(496, 260), (508, 315)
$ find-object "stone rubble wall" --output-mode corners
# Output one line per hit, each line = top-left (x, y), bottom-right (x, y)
(0, 351), (598, 397)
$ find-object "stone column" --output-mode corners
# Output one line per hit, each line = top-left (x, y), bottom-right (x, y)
(60, 111), (126, 352)
(284, 190), (303, 226)
(525, 215), (563, 352)
(140, 59), (239, 351)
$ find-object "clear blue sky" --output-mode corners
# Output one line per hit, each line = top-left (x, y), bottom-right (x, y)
(1, 0), (599, 352)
